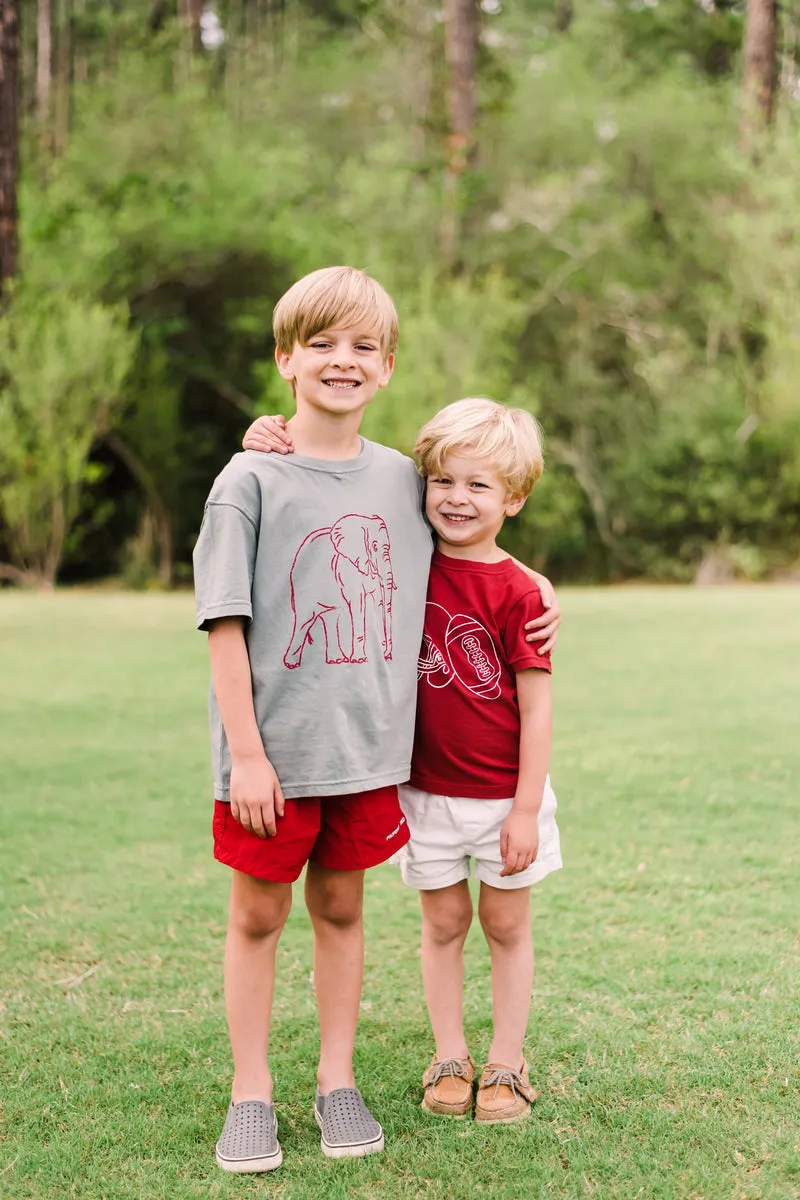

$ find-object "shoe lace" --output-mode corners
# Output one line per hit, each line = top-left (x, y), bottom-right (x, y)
(481, 1067), (526, 1099)
(428, 1057), (471, 1086)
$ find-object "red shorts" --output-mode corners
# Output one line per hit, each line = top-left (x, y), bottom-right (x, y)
(212, 784), (410, 883)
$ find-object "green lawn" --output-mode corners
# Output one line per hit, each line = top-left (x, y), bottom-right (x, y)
(1, 587), (799, 1200)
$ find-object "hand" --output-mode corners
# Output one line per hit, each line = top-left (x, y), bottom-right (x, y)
(230, 753), (286, 838)
(242, 414), (294, 455)
(525, 573), (560, 654)
(499, 808), (539, 877)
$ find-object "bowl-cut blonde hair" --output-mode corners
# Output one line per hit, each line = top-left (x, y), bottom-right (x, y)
(414, 398), (544, 500)
(273, 265), (399, 358)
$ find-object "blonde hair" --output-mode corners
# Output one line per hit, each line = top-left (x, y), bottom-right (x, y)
(415, 398), (544, 500)
(273, 266), (399, 358)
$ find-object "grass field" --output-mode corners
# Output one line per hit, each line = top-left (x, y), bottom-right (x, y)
(1, 587), (799, 1200)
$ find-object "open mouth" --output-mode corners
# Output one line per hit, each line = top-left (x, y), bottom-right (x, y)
(323, 379), (360, 389)
(441, 514), (473, 523)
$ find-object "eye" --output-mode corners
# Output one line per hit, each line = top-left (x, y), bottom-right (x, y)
(470, 481), (489, 490)
(356, 343), (378, 352)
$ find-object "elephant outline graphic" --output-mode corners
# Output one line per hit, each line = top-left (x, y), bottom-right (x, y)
(284, 513), (396, 669)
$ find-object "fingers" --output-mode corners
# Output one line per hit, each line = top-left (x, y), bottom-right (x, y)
(258, 416), (293, 447)
(500, 849), (537, 877)
(242, 416), (294, 455)
(524, 612), (551, 630)
(274, 786), (285, 819)
(261, 802), (276, 839)
(525, 613), (560, 652)
(525, 613), (561, 633)
(243, 436), (276, 453)
(231, 800), (269, 839)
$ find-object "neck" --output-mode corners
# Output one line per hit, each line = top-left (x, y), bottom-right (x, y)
(436, 538), (508, 564)
(286, 409), (364, 460)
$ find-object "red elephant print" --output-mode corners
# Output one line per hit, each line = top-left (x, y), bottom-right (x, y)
(284, 514), (396, 669)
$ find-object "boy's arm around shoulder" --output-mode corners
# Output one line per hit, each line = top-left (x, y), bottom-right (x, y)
(499, 668), (552, 877)
(508, 556), (561, 654)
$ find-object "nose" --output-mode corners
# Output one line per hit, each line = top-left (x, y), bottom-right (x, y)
(449, 484), (471, 505)
(330, 341), (356, 370)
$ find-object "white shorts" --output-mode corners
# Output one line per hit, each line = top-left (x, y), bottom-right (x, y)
(396, 778), (562, 891)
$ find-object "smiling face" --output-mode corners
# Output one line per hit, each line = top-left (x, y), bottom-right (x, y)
(276, 326), (394, 421)
(425, 452), (526, 562)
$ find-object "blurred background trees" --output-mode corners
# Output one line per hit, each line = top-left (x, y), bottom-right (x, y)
(0, 0), (799, 587)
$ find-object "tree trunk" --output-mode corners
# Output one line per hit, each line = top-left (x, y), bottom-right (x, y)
(441, 0), (478, 267)
(0, 0), (20, 291)
(741, 0), (779, 141)
(444, 0), (477, 175)
(555, 0), (573, 33)
(104, 431), (174, 588)
(36, 0), (51, 120)
(53, 0), (72, 154)
(188, 0), (203, 53)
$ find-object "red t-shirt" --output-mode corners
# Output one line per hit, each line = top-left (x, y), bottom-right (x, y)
(409, 550), (552, 800)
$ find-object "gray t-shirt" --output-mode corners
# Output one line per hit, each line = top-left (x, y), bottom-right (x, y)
(193, 440), (433, 800)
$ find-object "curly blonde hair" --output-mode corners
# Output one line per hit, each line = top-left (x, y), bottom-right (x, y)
(414, 398), (544, 500)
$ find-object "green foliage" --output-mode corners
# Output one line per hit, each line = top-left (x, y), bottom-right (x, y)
(0, 289), (137, 585)
(3, 0), (800, 584)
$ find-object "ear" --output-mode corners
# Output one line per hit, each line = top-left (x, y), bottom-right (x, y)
(505, 495), (527, 518)
(330, 516), (371, 574)
(275, 345), (295, 382)
(377, 353), (395, 390)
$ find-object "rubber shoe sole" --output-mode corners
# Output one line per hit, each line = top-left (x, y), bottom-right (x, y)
(421, 1096), (471, 1119)
(215, 1100), (283, 1173)
(314, 1088), (384, 1159)
(215, 1146), (283, 1172)
(474, 1104), (533, 1126)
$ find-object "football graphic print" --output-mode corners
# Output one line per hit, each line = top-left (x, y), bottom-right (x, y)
(417, 602), (502, 701)
(416, 602), (452, 688)
(444, 615), (502, 699)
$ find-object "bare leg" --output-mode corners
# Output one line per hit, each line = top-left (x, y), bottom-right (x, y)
(225, 870), (293, 1103)
(419, 882), (473, 1060)
(305, 864), (365, 1093)
(478, 883), (533, 1067)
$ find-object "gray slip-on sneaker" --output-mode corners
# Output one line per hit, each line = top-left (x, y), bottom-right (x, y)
(314, 1087), (385, 1159)
(215, 1100), (283, 1173)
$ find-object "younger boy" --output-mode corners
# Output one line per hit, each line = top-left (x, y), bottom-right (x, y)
(399, 397), (561, 1126)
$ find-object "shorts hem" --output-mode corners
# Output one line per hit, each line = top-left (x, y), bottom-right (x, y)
(213, 845), (303, 884)
(475, 854), (563, 890)
(316, 825), (411, 873)
(400, 865), (470, 891)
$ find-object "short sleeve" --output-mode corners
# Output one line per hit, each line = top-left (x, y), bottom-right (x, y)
(193, 502), (257, 631)
(501, 587), (552, 675)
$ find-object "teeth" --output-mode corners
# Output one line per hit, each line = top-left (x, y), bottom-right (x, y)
(324, 380), (358, 388)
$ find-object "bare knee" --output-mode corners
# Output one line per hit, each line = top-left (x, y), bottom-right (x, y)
(305, 868), (364, 930)
(478, 890), (531, 949)
(421, 886), (473, 947)
(229, 874), (292, 941)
